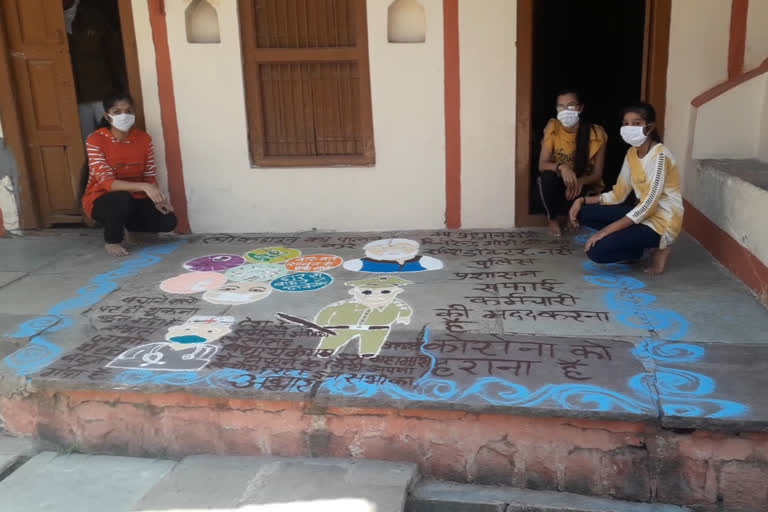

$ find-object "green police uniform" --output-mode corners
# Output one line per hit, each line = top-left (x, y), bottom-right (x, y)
(315, 276), (413, 357)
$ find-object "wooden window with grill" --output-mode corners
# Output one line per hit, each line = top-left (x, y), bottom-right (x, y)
(239, 0), (375, 167)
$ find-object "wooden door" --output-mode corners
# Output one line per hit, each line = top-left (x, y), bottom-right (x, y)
(1, 0), (85, 225)
(641, 0), (671, 137)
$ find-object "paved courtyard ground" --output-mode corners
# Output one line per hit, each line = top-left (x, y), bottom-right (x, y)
(1, 227), (767, 431)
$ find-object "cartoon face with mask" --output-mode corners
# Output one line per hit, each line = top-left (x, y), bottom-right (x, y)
(202, 282), (272, 305)
(164, 316), (233, 349)
(106, 316), (233, 371)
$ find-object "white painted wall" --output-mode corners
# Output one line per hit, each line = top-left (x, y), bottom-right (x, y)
(158, 0), (445, 233)
(458, 0), (516, 228)
(745, 0), (768, 71)
(692, 74), (766, 160)
(130, 0), (169, 195)
(694, 162), (768, 267)
(760, 77), (768, 163)
(664, 0), (731, 199)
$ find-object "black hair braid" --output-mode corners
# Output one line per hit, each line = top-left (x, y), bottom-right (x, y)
(556, 88), (592, 177)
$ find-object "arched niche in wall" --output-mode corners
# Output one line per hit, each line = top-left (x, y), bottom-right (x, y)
(388, 0), (426, 43)
(186, 0), (221, 44)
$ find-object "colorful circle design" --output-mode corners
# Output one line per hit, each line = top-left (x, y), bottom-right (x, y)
(271, 272), (333, 292)
(285, 254), (343, 272)
(202, 281), (272, 305)
(160, 271), (228, 294)
(225, 263), (289, 283)
(244, 247), (302, 264)
(183, 254), (245, 272)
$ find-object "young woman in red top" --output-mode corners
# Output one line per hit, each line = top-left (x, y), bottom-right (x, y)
(81, 94), (177, 256)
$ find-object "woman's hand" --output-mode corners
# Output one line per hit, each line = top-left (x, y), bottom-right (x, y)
(569, 197), (584, 228)
(141, 183), (167, 205)
(566, 179), (584, 201)
(155, 201), (174, 215)
(585, 230), (607, 252)
(559, 165), (577, 188)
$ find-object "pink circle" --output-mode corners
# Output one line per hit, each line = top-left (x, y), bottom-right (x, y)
(183, 254), (245, 272)
(160, 271), (228, 294)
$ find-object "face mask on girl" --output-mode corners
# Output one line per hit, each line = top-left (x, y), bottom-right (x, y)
(620, 125), (648, 147)
(557, 109), (580, 128)
(109, 113), (136, 132)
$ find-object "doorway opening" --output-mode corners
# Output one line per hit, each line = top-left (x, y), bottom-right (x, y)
(529, 0), (646, 215)
(515, 0), (669, 225)
(67, 0), (129, 150)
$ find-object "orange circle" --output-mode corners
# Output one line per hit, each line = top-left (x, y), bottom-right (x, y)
(285, 254), (343, 272)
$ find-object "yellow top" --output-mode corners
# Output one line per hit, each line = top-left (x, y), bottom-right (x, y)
(543, 119), (608, 192)
(600, 143), (684, 249)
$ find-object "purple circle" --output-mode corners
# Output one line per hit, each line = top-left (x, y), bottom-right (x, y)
(183, 254), (245, 272)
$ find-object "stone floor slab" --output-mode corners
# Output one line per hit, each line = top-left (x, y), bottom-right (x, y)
(407, 480), (692, 512)
(0, 435), (39, 474)
(0, 237), (89, 273)
(0, 271), (25, 289)
(313, 331), (656, 422)
(0, 274), (100, 316)
(135, 455), (417, 512)
(0, 452), (175, 512)
(644, 289), (768, 344)
(655, 342), (768, 431)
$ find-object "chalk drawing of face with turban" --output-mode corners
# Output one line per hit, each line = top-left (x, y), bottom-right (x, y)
(202, 282), (272, 305)
(342, 238), (443, 273)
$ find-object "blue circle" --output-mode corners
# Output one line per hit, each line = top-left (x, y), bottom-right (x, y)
(270, 272), (333, 292)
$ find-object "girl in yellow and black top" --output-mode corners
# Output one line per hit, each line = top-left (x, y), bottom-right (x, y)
(538, 89), (608, 237)
(569, 102), (684, 275)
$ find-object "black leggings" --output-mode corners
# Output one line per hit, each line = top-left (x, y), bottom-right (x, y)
(537, 171), (580, 220)
(91, 191), (177, 244)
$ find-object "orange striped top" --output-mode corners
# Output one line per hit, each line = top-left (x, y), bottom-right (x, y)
(81, 127), (157, 217)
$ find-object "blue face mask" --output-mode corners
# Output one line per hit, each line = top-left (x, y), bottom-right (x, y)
(169, 335), (206, 344)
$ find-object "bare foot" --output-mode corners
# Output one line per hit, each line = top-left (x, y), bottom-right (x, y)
(105, 243), (129, 257)
(547, 219), (562, 237)
(644, 247), (671, 275)
(123, 229), (135, 246)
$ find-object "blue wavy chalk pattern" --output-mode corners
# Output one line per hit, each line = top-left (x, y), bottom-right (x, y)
(4, 242), (186, 376)
(581, 259), (747, 419)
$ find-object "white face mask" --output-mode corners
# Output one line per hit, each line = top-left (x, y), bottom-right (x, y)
(108, 113), (136, 132)
(620, 125), (648, 147)
(557, 109), (580, 128)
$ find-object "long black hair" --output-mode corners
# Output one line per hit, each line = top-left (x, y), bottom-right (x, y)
(621, 102), (662, 143)
(556, 88), (593, 177)
(79, 92), (135, 201)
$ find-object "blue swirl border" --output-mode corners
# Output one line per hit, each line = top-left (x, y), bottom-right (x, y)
(4, 241), (186, 375)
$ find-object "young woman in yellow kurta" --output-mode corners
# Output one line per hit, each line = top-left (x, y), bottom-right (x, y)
(538, 89), (608, 237)
(569, 102), (684, 275)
